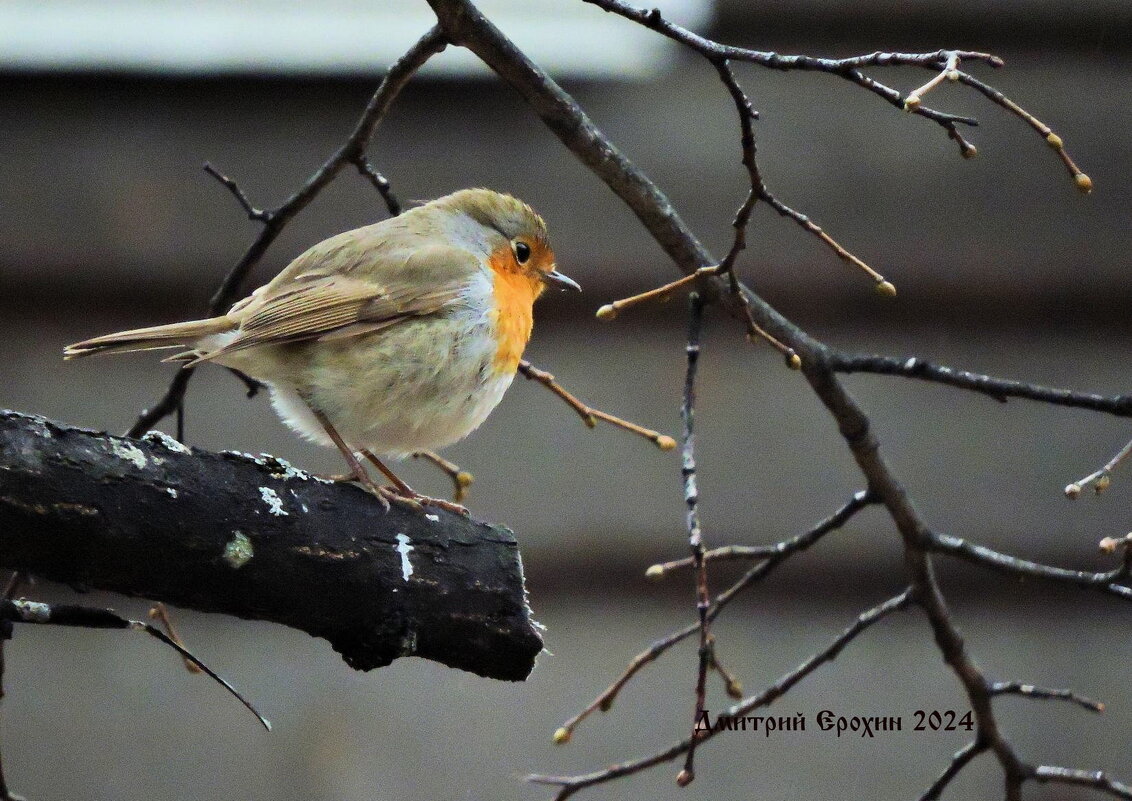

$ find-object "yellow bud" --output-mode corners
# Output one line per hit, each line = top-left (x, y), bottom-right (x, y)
(787, 353), (802, 370)
(552, 727), (571, 745)
(1046, 132), (1063, 149)
(456, 471), (474, 488)
(1075, 173), (1093, 194)
(876, 280), (897, 298)
(726, 679), (743, 699)
(962, 145), (978, 160)
(903, 95), (921, 112)
(1095, 474), (1112, 493)
(645, 564), (666, 580)
(595, 304), (618, 321)
(1064, 483), (1082, 499)
(1099, 536), (1119, 554)
(947, 69), (960, 81)
(655, 435), (677, 451)
(676, 769), (694, 787)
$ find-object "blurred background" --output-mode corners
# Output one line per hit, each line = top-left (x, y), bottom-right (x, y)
(2, 0), (1132, 798)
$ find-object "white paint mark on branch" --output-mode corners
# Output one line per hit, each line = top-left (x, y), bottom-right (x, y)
(394, 533), (415, 581)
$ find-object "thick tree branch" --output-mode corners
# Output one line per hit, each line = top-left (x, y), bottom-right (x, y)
(0, 410), (542, 681)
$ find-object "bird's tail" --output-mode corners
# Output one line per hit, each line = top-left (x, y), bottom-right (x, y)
(64, 316), (235, 360)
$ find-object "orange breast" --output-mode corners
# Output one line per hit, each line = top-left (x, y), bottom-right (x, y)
(488, 249), (537, 374)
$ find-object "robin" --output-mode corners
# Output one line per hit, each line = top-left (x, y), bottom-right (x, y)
(65, 188), (580, 513)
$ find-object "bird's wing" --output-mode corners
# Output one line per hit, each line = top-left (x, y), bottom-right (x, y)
(194, 244), (478, 362)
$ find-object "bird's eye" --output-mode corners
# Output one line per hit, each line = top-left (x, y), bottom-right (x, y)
(513, 240), (532, 264)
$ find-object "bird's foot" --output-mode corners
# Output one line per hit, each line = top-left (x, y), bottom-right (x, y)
(376, 485), (469, 516)
(318, 466), (467, 516)
(411, 493), (470, 517)
(377, 486), (470, 516)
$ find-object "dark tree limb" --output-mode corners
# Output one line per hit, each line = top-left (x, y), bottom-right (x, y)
(919, 740), (988, 801)
(830, 352), (1132, 417)
(926, 531), (1132, 600)
(0, 410), (542, 681)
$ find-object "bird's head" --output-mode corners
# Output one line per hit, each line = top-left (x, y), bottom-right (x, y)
(440, 188), (580, 297)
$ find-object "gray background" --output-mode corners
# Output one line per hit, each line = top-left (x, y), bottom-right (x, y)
(2, 1), (1132, 799)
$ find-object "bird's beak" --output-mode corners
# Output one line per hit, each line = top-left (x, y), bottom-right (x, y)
(542, 268), (581, 292)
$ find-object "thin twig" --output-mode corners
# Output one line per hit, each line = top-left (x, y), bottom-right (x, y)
(126, 26), (447, 438)
(926, 531), (1132, 601)
(1066, 435), (1132, 498)
(533, 589), (913, 800)
(148, 602), (202, 674)
(829, 352), (1132, 417)
(0, 599), (270, 731)
(918, 740), (988, 801)
(584, 0), (997, 144)
(645, 544), (777, 577)
(988, 681), (1104, 714)
(677, 293), (708, 787)
(412, 450), (474, 502)
(202, 162), (272, 222)
(1030, 766), (1132, 799)
(903, 52), (960, 111)
(705, 636), (743, 699)
(955, 71), (1092, 191)
(517, 360), (676, 450)
(352, 155), (402, 216)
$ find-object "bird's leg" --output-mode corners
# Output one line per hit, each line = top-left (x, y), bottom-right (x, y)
(303, 403), (401, 511)
(361, 450), (469, 517)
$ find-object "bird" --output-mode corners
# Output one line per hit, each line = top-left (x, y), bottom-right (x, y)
(65, 188), (580, 513)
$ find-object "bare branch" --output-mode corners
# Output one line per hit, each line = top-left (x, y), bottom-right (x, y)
(677, 293), (709, 787)
(955, 71), (1092, 191)
(829, 352), (1132, 417)
(925, 531), (1132, 601)
(988, 681), (1104, 714)
(1, 598), (270, 731)
(411, 450), (474, 502)
(517, 360), (675, 450)
(352, 154), (402, 216)
(645, 544), (777, 576)
(1031, 765), (1132, 800)
(919, 740), (988, 801)
(583, 1), (1000, 141)
(1066, 436), (1132, 498)
(203, 162), (272, 222)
